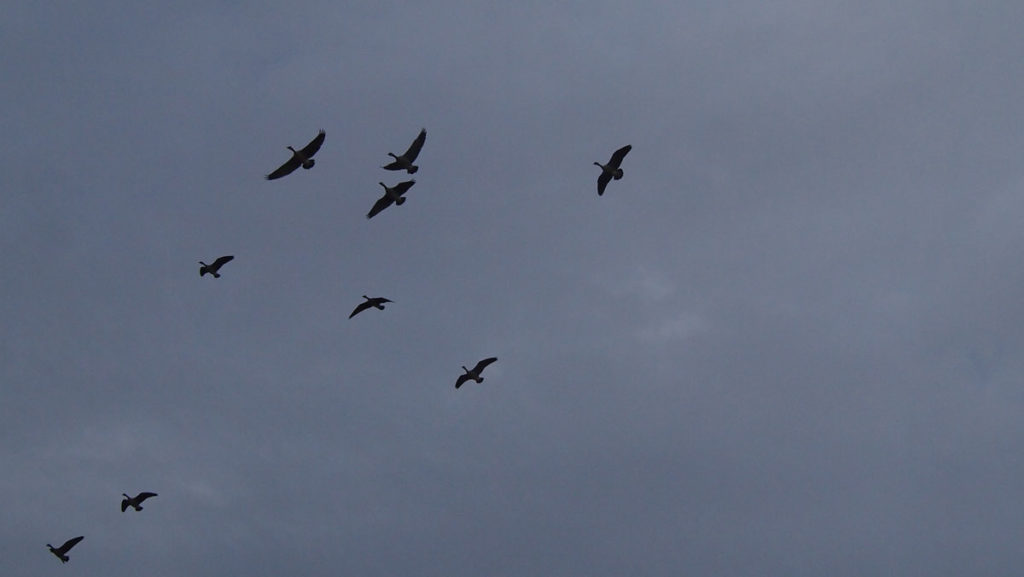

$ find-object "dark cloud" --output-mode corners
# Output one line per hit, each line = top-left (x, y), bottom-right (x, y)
(4, 2), (1024, 576)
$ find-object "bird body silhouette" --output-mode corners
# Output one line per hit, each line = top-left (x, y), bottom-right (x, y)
(266, 129), (326, 180)
(383, 128), (426, 173)
(199, 255), (234, 278)
(121, 491), (158, 512)
(594, 144), (632, 196)
(367, 180), (416, 219)
(455, 357), (498, 389)
(349, 296), (393, 318)
(47, 536), (83, 563)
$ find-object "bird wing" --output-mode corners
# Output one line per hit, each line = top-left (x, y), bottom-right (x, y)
(136, 492), (158, 503)
(597, 171), (612, 196)
(121, 498), (129, 512)
(393, 180), (416, 195)
(59, 536), (84, 554)
(366, 195), (394, 219)
(266, 156), (301, 180)
(299, 129), (326, 158)
(455, 374), (470, 389)
(608, 144), (632, 168)
(375, 297), (393, 304)
(349, 301), (372, 318)
(382, 159), (404, 170)
(402, 128), (427, 162)
(473, 357), (498, 373)
(212, 255), (234, 268)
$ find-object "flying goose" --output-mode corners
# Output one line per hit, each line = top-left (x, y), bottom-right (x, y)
(382, 128), (426, 173)
(266, 129), (326, 180)
(47, 536), (84, 564)
(594, 144), (632, 196)
(367, 180), (416, 219)
(121, 492), (158, 512)
(349, 296), (393, 319)
(455, 357), (498, 389)
(199, 255), (234, 278)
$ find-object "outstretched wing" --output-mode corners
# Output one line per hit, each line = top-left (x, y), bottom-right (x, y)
(121, 498), (129, 512)
(212, 255), (234, 268)
(136, 492), (158, 503)
(299, 129), (326, 158)
(266, 156), (301, 180)
(366, 195), (394, 219)
(349, 301), (372, 318)
(59, 536), (84, 554)
(402, 128), (426, 162)
(393, 180), (416, 195)
(597, 171), (612, 196)
(455, 374), (471, 389)
(473, 357), (498, 374)
(608, 144), (631, 168)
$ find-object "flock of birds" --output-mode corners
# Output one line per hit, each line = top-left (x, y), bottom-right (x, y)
(46, 493), (155, 563)
(45, 126), (631, 565)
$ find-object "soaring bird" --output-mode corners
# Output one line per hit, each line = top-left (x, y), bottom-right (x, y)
(199, 255), (234, 278)
(382, 128), (426, 174)
(47, 536), (84, 564)
(367, 180), (416, 219)
(455, 357), (498, 389)
(349, 296), (393, 319)
(266, 129), (326, 180)
(121, 492), (158, 512)
(594, 144), (632, 196)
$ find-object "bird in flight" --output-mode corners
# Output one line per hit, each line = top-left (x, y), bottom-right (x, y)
(121, 491), (158, 512)
(46, 536), (84, 564)
(367, 180), (416, 219)
(349, 296), (393, 319)
(199, 255), (234, 278)
(382, 128), (426, 174)
(594, 144), (632, 196)
(266, 129), (326, 180)
(455, 357), (498, 389)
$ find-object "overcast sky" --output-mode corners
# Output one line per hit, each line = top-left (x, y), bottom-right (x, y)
(3, 1), (1024, 576)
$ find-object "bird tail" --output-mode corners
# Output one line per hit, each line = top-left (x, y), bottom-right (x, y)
(396, 197), (406, 206)
(213, 271), (220, 278)
(303, 159), (316, 169)
(614, 168), (624, 180)
(407, 165), (418, 174)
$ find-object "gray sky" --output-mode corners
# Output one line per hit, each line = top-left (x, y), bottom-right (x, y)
(4, 1), (1024, 575)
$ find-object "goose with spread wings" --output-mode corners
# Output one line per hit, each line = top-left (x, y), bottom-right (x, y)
(367, 180), (416, 219)
(349, 296), (393, 319)
(594, 144), (632, 196)
(266, 129), (326, 180)
(382, 128), (426, 174)
(199, 255), (234, 278)
(121, 492), (158, 512)
(455, 357), (498, 389)
(47, 536), (84, 564)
